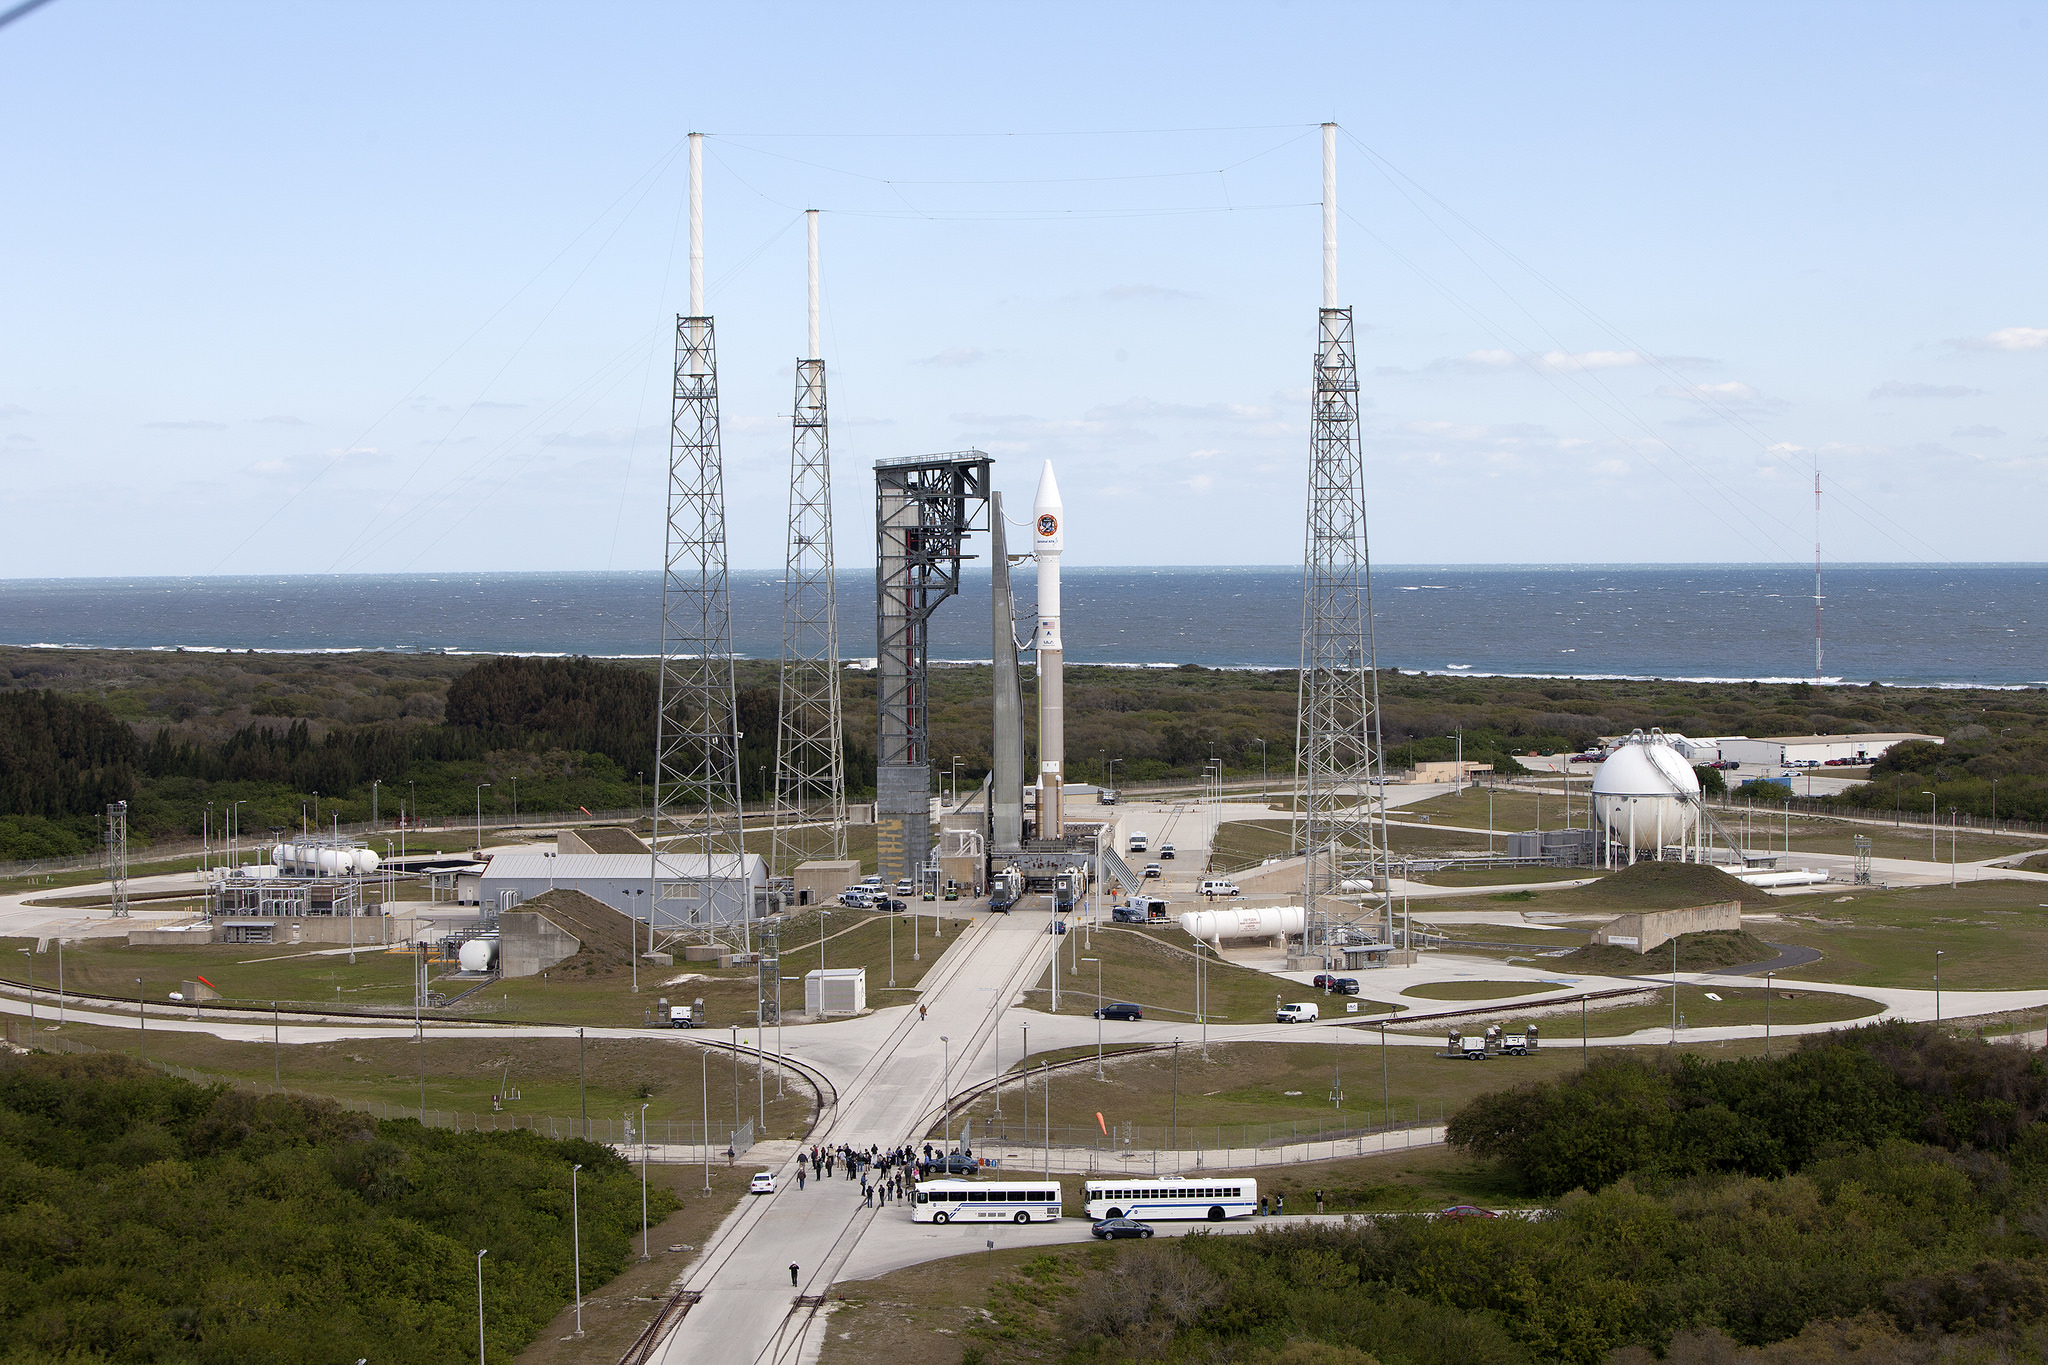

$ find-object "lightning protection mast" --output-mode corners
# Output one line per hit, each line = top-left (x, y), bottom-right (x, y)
(772, 209), (848, 876)
(1296, 123), (1392, 958)
(652, 131), (746, 951)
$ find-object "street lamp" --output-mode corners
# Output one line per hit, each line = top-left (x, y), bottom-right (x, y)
(1764, 971), (1774, 1058)
(1170, 1038), (1181, 1155)
(570, 1164), (584, 1337)
(1922, 790), (1937, 861)
(1254, 738), (1268, 806)
(951, 755), (963, 808)
(1081, 957), (1102, 1078)
(475, 783), (491, 853)
(475, 1249), (489, 1365)
(136, 977), (145, 1062)
(940, 1035), (952, 1144)
(1950, 807), (1959, 887)
(1935, 949), (1944, 1024)
(640, 1102), (651, 1260)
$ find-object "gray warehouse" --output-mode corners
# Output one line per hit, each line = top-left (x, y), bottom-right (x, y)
(478, 852), (769, 929)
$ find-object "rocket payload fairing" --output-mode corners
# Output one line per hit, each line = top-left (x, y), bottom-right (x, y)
(1033, 461), (1064, 841)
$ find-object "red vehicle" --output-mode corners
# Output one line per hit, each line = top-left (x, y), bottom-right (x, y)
(1440, 1205), (1499, 1220)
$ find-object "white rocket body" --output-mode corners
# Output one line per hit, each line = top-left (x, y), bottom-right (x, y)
(1033, 461), (1064, 842)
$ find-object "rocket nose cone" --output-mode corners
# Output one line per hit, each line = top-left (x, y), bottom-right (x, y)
(1032, 460), (1063, 516)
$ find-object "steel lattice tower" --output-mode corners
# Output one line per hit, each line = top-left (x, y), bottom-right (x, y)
(772, 210), (847, 876)
(1296, 124), (1391, 953)
(651, 134), (745, 943)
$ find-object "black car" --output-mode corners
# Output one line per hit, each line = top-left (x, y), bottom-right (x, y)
(1332, 977), (1360, 996)
(1091, 1217), (1155, 1240)
(1093, 1002), (1143, 1021)
(881, 898), (908, 912)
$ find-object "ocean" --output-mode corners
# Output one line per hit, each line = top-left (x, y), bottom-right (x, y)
(0, 564), (2040, 687)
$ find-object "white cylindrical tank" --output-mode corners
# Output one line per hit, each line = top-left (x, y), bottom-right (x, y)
(351, 848), (381, 876)
(457, 939), (498, 973)
(271, 843), (290, 870)
(1338, 879), (1376, 894)
(1179, 905), (1307, 944)
(1737, 869), (1830, 888)
(1592, 729), (1701, 859)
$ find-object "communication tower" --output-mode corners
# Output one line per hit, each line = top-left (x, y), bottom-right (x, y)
(651, 133), (746, 946)
(772, 210), (848, 875)
(106, 800), (130, 918)
(1295, 123), (1392, 954)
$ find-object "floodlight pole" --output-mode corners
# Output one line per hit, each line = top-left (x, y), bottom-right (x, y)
(1935, 950), (1944, 1024)
(476, 783), (490, 853)
(1764, 972), (1774, 1058)
(475, 1249), (488, 1365)
(570, 1164), (584, 1337)
(1082, 957), (1102, 1078)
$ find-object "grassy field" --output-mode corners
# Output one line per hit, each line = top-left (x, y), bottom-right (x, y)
(1760, 880), (2048, 991)
(1416, 866), (1599, 887)
(1401, 980), (1568, 1001)
(953, 1038), (1629, 1148)
(1392, 784), (1595, 834)
(1490, 984), (1885, 1039)
(1209, 817), (1515, 874)
(1022, 924), (1397, 1024)
(34, 1023), (817, 1142)
(2, 935), (424, 1011)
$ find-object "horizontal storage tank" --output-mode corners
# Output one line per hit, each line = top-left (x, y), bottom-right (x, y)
(1338, 879), (1377, 894)
(1179, 905), (1306, 944)
(1736, 869), (1830, 888)
(457, 939), (498, 973)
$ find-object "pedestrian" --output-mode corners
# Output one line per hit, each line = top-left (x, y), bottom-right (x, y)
(797, 1167), (806, 1190)
(919, 1004), (927, 1021)
(1276, 1193), (1285, 1216)
(1259, 1194), (1268, 1217)
(1316, 1189), (1324, 1216)
(790, 1262), (799, 1287)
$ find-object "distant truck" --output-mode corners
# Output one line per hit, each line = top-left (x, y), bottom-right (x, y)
(989, 867), (1024, 913)
(669, 1002), (702, 1029)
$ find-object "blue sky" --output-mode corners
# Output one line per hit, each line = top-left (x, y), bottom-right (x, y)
(2, 0), (2043, 576)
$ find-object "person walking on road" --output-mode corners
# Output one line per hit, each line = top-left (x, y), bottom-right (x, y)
(797, 1167), (806, 1191)
(1315, 1189), (1324, 1215)
(790, 1263), (799, 1287)
(919, 1004), (927, 1021)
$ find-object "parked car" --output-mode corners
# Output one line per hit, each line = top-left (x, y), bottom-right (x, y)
(880, 898), (908, 912)
(1439, 1204), (1498, 1220)
(1159, 842), (1177, 860)
(1276, 1002), (1319, 1023)
(1143, 863), (1164, 879)
(1091, 1217), (1155, 1240)
(894, 879), (916, 895)
(749, 1172), (777, 1194)
(1312, 973), (1339, 990)
(933, 1152), (979, 1175)
(1198, 879), (1240, 897)
(1331, 977), (1360, 996)
(1048, 920), (1069, 935)
(1094, 1002), (1143, 1021)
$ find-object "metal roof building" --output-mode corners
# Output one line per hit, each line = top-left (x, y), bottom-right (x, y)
(1719, 733), (1940, 768)
(478, 852), (769, 928)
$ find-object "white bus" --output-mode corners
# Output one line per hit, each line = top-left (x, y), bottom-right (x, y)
(912, 1178), (1064, 1224)
(1083, 1177), (1258, 1223)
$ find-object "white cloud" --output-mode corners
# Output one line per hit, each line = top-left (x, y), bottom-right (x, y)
(0, 404), (28, 418)
(917, 347), (987, 368)
(254, 414), (307, 426)
(1085, 397), (1279, 424)
(473, 400), (527, 410)
(1414, 348), (1657, 377)
(1953, 425), (2004, 438)
(1951, 326), (2048, 351)
(145, 419), (228, 431)
(1870, 381), (1981, 399)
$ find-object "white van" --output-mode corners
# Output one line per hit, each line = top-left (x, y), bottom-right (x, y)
(1198, 879), (1240, 898)
(1128, 832), (1149, 853)
(1276, 1002), (1319, 1024)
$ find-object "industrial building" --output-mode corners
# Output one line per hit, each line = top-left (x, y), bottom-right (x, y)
(477, 852), (769, 928)
(1718, 733), (1940, 768)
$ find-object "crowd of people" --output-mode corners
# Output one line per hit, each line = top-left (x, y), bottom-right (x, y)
(796, 1142), (966, 1208)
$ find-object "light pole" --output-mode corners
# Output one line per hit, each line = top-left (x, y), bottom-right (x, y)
(1922, 790), (1937, 861)
(1082, 957), (1102, 1078)
(941, 1035), (952, 1143)
(1487, 785), (1495, 854)
(1949, 808), (1958, 888)
(700, 1046), (712, 1193)
(475, 1249), (488, 1365)
(1170, 1037), (1181, 1155)
(18, 949), (33, 1028)
(818, 908), (830, 977)
(1935, 950), (1944, 1024)
(136, 977), (145, 1062)
(1764, 971), (1774, 1058)
(510, 775), (518, 822)
(951, 755), (963, 808)
(475, 783), (491, 853)
(621, 889), (645, 994)
(640, 1102), (651, 1260)
(570, 1163), (584, 1337)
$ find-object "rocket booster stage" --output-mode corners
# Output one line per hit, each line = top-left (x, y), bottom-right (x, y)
(1033, 461), (1064, 840)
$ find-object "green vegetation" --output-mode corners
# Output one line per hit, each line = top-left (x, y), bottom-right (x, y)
(1554, 927), (1776, 974)
(1534, 983), (1884, 1038)
(1759, 880), (2048, 991)
(0, 1052), (675, 1363)
(1024, 924), (1396, 1023)
(1400, 980), (1566, 1001)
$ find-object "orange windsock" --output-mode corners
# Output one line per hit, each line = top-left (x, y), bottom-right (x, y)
(196, 975), (215, 989)
(1096, 1112), (1108, 1135)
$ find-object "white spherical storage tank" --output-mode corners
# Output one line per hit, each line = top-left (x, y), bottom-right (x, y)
(1591, 729), (1702, 865)
(1179, 905), (1307, 944)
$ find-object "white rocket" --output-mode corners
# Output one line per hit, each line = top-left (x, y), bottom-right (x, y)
(1033, 461), (1065, 840)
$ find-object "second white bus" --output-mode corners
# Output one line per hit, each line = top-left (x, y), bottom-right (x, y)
(912, 1178), (1064, 1224)
(1084, 1177), (1258, 1222)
